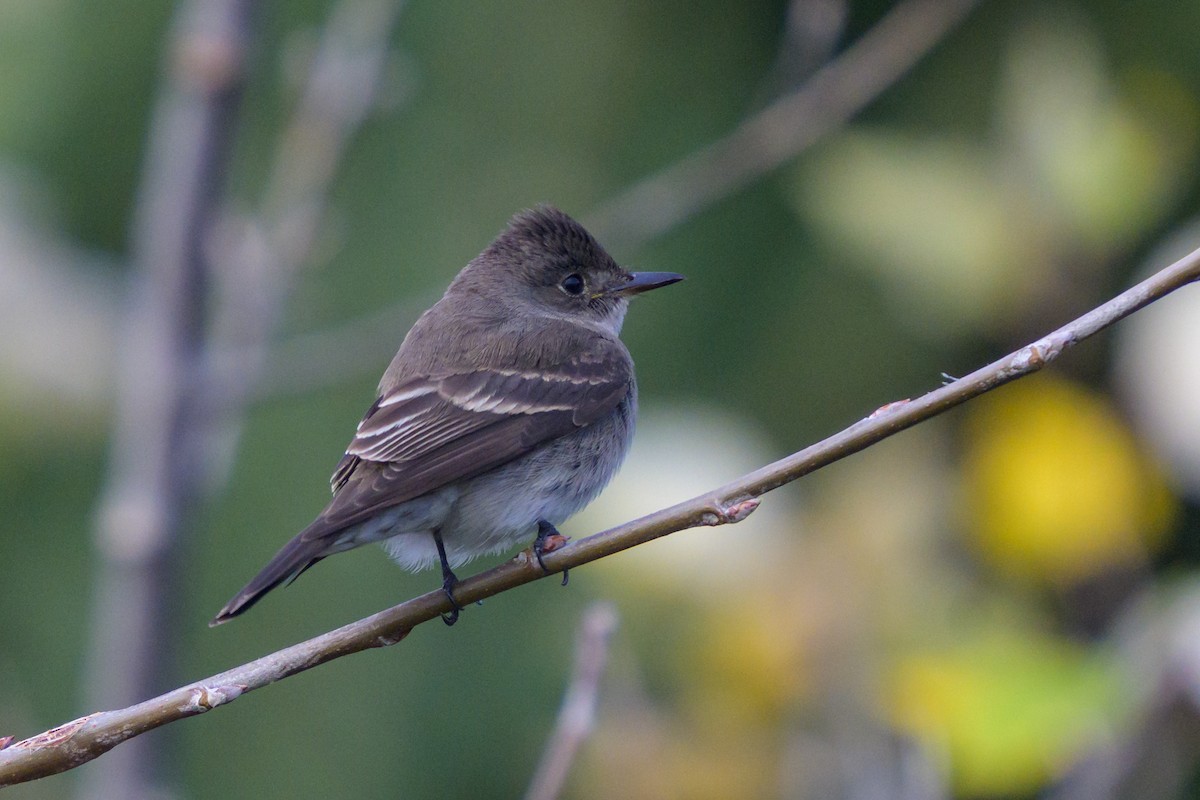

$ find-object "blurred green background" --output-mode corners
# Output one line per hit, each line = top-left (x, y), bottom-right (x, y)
(4, 0), (1200, 798)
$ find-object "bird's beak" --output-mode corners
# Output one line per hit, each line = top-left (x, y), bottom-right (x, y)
(607, 271), (685, 297)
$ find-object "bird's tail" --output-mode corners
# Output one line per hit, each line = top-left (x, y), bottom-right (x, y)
(209, 531), (327, 626)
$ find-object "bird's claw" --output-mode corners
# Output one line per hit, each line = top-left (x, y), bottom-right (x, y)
(432, 529), (462, 625)
(534, 520), (570, 586)
(441, 575), (462, 626)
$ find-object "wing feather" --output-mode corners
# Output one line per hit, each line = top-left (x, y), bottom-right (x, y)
(307, 344), (632, 540)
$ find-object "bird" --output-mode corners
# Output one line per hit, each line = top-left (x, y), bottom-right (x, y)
(211, 205), (683, 626)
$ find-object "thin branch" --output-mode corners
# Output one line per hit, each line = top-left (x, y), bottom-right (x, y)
(202, 0), (407, 417)
(584, 0), (982, 252)
(4, 246), (1199, 788)
(213, 287), (436, 404)
(81, 2), (253, 797)
(524, 603), (620, 800)
(755, 0), (848, 101)
(80, 4), (404, 797)
(1046, 589), (1200, 800)
(237, 0), (980, 402)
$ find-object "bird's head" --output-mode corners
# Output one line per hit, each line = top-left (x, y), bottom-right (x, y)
(453, 205), (683, 334)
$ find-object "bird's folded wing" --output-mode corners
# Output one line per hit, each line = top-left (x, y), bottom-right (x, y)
(313, 356), (630, 537)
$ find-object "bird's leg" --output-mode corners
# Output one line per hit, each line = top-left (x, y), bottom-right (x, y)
(432, 530), (462, 626)
(534, 519), (570, 586)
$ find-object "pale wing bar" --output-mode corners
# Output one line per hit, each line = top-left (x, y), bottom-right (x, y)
(348, 369), (619, 465)
(308, 365), (631, 538)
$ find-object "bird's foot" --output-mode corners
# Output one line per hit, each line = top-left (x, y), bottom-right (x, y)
(432, 529), (462, 625)
(533, 520), (570, 586)
(440, 571), (462, 626)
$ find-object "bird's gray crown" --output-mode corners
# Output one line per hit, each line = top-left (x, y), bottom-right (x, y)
(449, 205), (632, 333)
(491, 205), (621, 275)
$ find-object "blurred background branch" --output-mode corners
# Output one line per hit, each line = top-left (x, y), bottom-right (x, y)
(80, 1), (404, 798)
(82, 1), (253, 797)
(202, 0), (408, 415)
(524, 603), (619, 800)
(583, 0), (982, 253)
(1046, 586), (1200, 800)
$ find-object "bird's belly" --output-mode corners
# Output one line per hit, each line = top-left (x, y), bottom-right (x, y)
(437, 392), (635, 567)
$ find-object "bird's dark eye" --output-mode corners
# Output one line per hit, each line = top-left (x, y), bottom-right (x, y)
(560, 273), (585, 295)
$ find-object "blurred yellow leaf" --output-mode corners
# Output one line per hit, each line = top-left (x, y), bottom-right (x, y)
(585, 716), (777, 800)
(679, 601), (810, 729)
(963, 376), (1176, 584)
(887, 629), (1121, 795)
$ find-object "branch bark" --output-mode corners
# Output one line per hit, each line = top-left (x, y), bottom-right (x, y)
(524, 603), (619, 800)
(80, 3), (404, 797)
(202, 0), (408, 414)
(81, 2), (253, 797)
(3, 244), (1199, 789)
(584, 0), (981, 252)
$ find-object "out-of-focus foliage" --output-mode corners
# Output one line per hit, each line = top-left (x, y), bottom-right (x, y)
(887, 628), (1123, 796)
(797, 16), (1199, 335)
(4, 1), (1200, 799)
(1118, 225), (1200, 498)
(964, 376), (1175, 585)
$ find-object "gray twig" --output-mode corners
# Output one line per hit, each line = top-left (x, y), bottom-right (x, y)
(202, 0), (407, 419)
(80, 2), (405, 797)
(81, 2), (253, 797)
(584, 0), (981, 252)
(524, 604), (620, 800)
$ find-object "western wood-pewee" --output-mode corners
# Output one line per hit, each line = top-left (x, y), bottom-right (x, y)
(212, 206), (682, 625)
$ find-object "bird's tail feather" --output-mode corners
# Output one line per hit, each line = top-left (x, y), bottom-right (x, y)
(209, 532), (327, 626)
